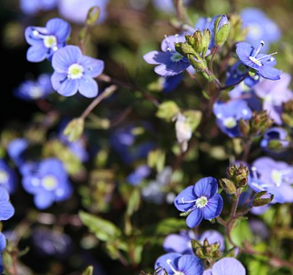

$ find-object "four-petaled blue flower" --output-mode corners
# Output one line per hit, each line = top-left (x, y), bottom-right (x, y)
(51, 45), (104, 98)
(155, 253), (203, 275)
(203, 257), (246, 275)
(0, 186), (15, 221)
(174, 177), (223, 228)
(236, 41), (280, 80)
(14, 74), (54, 101)
(25, 18), (71, 62)
(22, 158), (72, 209)
(143, 35), (190, 76)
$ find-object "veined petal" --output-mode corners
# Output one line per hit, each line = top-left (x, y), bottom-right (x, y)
(77, 77), (98, 98)
(25, 26), (47, 45)
(51, 71), (67, 91)
(143, 51), (172, 65)
(202, 194), (223, 220)
(0, 233), (6, 252)
(27, 44), (47, 62)
(46, 18), (71, 41)
(186, 209), (203, 228)
(52, 45), (82, 72)
(81, 56), (104, 77)
(174, 186), (196, 212)
(57, 79), (78, 97)
(155, 253), (181, 274)
(258, 66), (281, 80)
(163, 234), (191, 254)
(194, 177), (218, 199)
(178, 255), (203, 275)
(0, 187), (9, 202)
(212, 258), (246, 275)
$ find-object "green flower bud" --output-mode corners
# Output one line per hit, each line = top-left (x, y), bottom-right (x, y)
(214, 15), (230, 47)
(238, 119), (250, 137)
(219, 178), (237, 194)
(202, 29), (211, 56)
(63, 118), (84, 142)
(253, 191), (274, 207)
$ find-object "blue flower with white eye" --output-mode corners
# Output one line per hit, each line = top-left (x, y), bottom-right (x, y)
(203, 257), (246, 275)
(260, 127), (290, 151)
(20, 0), (57, 15)
(22, 158), (72, 209)
(241, 8), (281, 51)
(51, 45), (104, 98)
(174, 177), (223, 228)
(143, 35), (190, 77)
(25, 18), (71, 62)
(0, 160), (17, 194)
(236, 41), (280, 80)
(0, 186), (15, 221)
(213, 99), (252, 138)
(14, 74), (54, 101)
(155, 253), (203, 275)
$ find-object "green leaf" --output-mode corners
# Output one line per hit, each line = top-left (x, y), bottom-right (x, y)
(230, 219), (253, 248)
(126, 187), (141, 216)
(156, 101), (180, 122)
(248, 259), (269, 275)
(155, 218), (187, 235)
(79, 211), (121, 242)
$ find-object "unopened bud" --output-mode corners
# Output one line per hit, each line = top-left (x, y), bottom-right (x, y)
(253, 191), (274, 207)
(214, 15), (230, 47)
(63, 118), (84, 142)
(219, 178), (236, 194)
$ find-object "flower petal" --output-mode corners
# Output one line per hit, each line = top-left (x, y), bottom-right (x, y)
(51, 71), (67, 91)
(155, 253), (181, 274)
(212, 257), (246, 275)
(77, 77), (98, 98)
(57, 79), (78, 97)
(186, 209), (203, 228)
(27, 44), (47, 62)
(143, 51), (171, 65)
(0, 187), (9, 202)
(163, 234), (191, 254)
(258, 66), (281, 80)
(0, 233), (6, 252)
(52, 45), (82, 73)
(34, 191), (54, 210)
(0, 201), (14, 220)
(174, 186), (196, 212)
(202, 194), (223, 220)
(194, 177), (218, 199)
(81, 56), (104, 77)
(46, 18), (71, 41)
(178, 255), (203, 275)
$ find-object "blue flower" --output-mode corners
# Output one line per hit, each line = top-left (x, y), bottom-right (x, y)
(22, 158), (72, 209)
(25, 18), (71, 62)
(127, 165), (151, 186)
(0, 160), (17, 194)
(254, 73), (293, 125)
(163, 230), (225, 255)
(58, 0), (109, 25)
(51, 45), (104, 98)
(241, 8), (281, 51)
(0, 186), (15, 221)
(250, 157), (293, 204)
(14, 74), (54, 101)
(236, 41), (280, 80)
(143, 35), (190, 76)
(203, 257), (246, 275)
(155, 253), (203, 275)
(213, 99), (252, 138)
(174, 177), (223, 228)
(260, 127), (290, 151)
(20, 0), (57, 15)
(152, 0), (175, 13)
(7, 138), (29, 167)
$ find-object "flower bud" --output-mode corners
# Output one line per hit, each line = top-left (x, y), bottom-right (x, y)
(63, 118), (84, 142)
(214, 15), (230, 47)
(251, 111), (274, 136)
(219, 178), (236, 194)
(239, 119), (250, 138)
(202, 29), (211, 56)
(253, 191), (274, 207)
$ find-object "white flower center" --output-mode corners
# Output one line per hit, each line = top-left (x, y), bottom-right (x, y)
(223, 117), (237, 128)
(196, 196), (208, 208)
(249, 56), (262, 66)
(0, 170), (9, 184)
(68, 64), (84, 79)
(271, 169), (283, 187)
(43, 35), (58, 50)
(29, 86), (44, 98)
(166, 259), (185, 275)
(42, 175), (58, 191)
(170, 52), (183, 62)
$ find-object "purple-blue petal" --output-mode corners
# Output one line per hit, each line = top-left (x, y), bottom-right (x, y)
(81, 56), (104, 77)
(27, 44), (48, 62)
(0, 233), (6, 252)
(51, 72), (67, 91)
(143, 51), (172, 65)
(202, 194), (223, 220)
(174, 186), (196, 212)
(46, 18), (71, 41)
(186, 209), (203, 228)
(258, 66), (281, 80)
(155, 253), (181, 274)
(163, 234), (191, 254)
(57, 79), (78, 97)
(34, 191), (54, 210)
(77, 77), (98, 98)
(212, 257), (246, 275)
(177, 255), (203, 275)
(194, 177), (218, 199)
